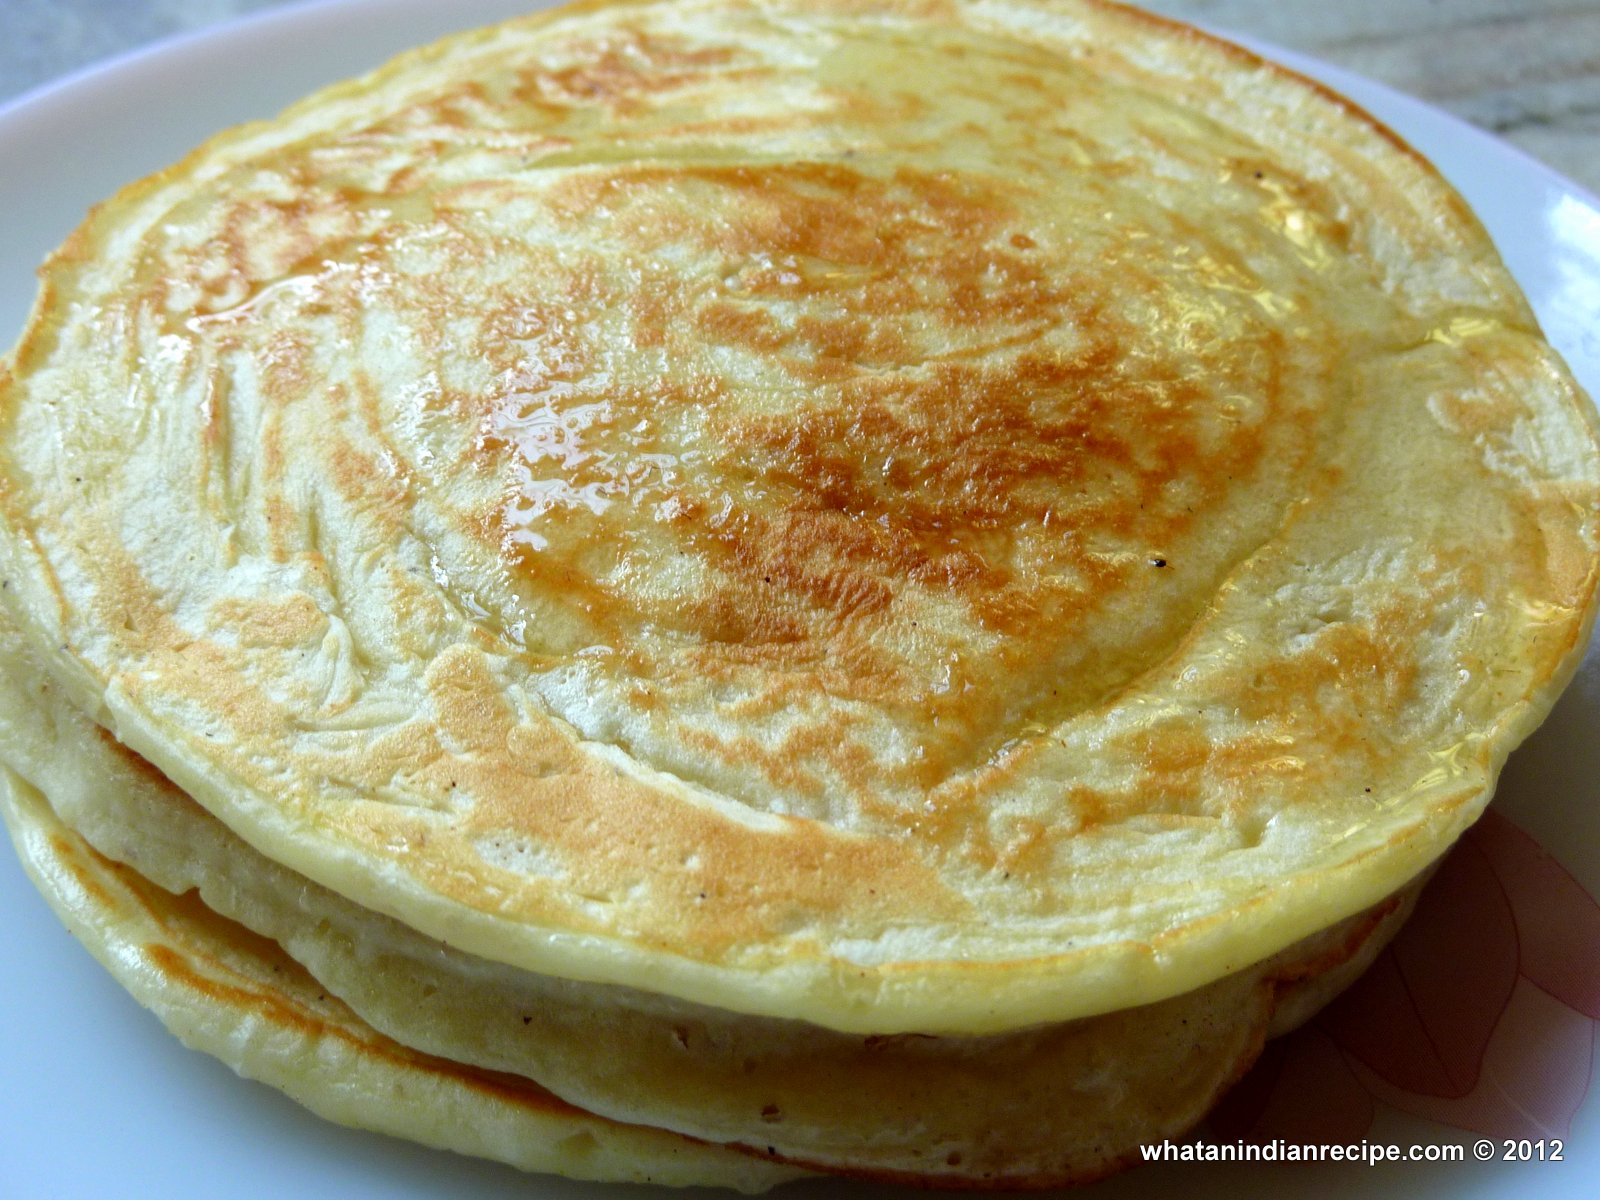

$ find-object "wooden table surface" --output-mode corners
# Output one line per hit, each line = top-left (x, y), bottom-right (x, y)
(3, 0), (1597, 195)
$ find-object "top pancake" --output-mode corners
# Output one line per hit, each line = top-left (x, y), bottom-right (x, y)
(1, 0), (1596, 1034)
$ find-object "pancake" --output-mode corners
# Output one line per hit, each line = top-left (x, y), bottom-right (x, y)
(0, 0), (1597, 1135)
(0, 765), (804, 1193)
(0, 605), (1421, 1184)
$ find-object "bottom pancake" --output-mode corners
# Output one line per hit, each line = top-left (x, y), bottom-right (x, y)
(0, 766), (804, 1191)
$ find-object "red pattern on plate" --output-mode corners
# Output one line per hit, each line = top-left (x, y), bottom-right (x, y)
(1210, 809), (1600, 1142)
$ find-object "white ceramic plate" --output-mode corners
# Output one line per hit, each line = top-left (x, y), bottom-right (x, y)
(1, 3), (1597, 1197)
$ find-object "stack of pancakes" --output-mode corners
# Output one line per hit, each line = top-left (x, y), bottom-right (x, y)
(2, 0), (1597, 1188)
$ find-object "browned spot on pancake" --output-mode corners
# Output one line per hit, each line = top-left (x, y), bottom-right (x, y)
(696, 302), (790, 354)
(993, 816), (1053, 877)
(49, 833), (118, 910)
(1238, 618), (1418, 732)
(429, 648), (519, 755)
(210, 593), (327, 649)
(85, 534), (192, 655)
(1527, 485), (1600, 610)
(514, 29), (749, 111)
(1067, 608), (1425, 834)
(1432, 386), (1521, 443)
(557, 164), (1027, 340)
(327, 436), (409, 521)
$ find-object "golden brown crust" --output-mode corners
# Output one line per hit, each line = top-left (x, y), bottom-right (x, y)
(1, 0), (1596, 1033)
